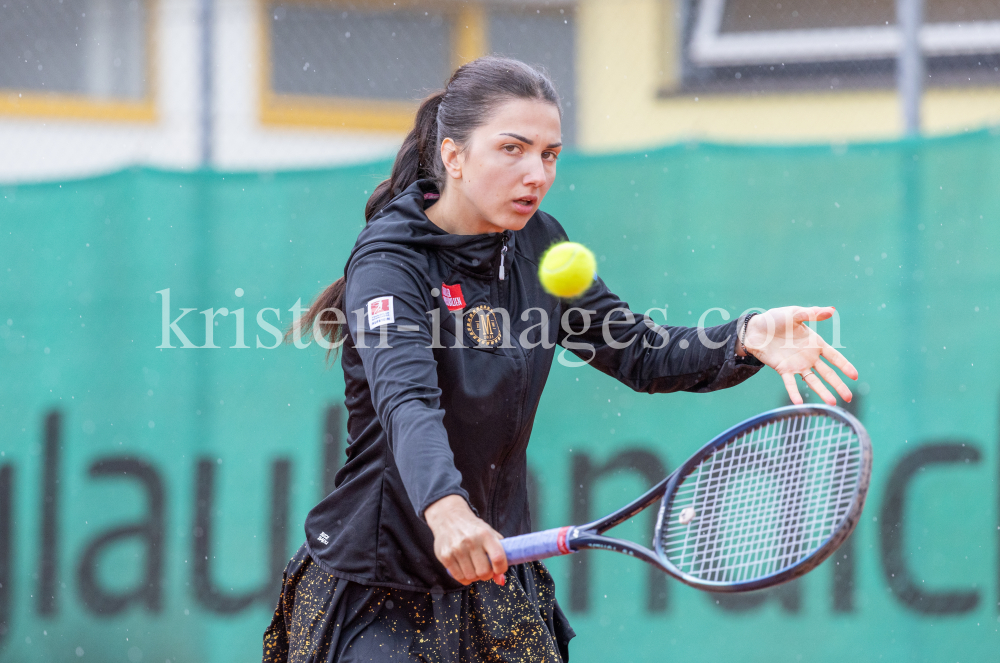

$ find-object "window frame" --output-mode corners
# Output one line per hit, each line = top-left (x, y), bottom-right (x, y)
(0, 0), (158, 123)
(258, 0), (487, 132)
(690, 0), (1000, 67)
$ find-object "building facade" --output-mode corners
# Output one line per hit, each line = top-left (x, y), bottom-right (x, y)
(1, 0), (999, 182)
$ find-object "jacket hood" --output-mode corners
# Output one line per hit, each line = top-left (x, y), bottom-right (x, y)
(346, 180), (515, 280)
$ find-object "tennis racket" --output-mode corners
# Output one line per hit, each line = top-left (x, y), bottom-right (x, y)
(502, 404), (872, 592)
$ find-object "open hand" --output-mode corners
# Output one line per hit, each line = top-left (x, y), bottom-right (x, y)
(740, 306), (859, 406)
(425, 494), (507, 586)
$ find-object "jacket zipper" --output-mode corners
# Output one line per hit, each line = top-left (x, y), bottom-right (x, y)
(486, 230), (529, 525)
(498, 232), (509, 281)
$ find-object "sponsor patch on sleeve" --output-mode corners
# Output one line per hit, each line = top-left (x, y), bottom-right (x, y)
(367, 296), (395, 329)
(441, 283), (466, 311)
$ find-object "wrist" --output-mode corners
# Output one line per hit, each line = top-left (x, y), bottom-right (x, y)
(738, 312), (765, 365)
(745, 314), (767, 355)
(738, 313), (756, 357)
(425, 494), (473, 530)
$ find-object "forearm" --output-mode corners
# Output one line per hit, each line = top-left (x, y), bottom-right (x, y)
(575, 315), (759, 394)
(559, 277), (763, 392)
(386, 399), (470, 519)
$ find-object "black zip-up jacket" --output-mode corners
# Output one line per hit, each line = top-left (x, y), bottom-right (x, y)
(304, 180), (763, 593)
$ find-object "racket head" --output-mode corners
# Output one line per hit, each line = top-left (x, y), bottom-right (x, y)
(654, 404), (872, 592)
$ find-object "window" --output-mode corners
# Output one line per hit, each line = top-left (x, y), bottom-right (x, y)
(263, 2), (463, 132)
(488, 7), (577, 144)
(269, 5), (454, 103)
(262, 1), (577, 142)
(679, 0), (1000, 92)
(0, 0), (154, 121)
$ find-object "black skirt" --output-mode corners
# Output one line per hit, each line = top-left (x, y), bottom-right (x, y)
(263, 544), (575, 663)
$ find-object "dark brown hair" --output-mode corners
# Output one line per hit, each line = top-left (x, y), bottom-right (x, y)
(287, 56), (561, 360)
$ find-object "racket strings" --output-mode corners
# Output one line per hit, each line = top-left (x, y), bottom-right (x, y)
(702, 417), (856, 580)
(661, 414), (862, 584)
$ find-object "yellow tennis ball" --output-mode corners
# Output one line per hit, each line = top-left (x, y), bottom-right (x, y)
(538, 241), (597, 298)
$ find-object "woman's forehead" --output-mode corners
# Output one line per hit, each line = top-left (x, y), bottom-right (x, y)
(480, 99), (561, 141)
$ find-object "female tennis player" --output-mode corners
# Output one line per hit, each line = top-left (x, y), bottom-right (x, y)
(262, 56), (858, 662)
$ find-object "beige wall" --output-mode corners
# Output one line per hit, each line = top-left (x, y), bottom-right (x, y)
(575, 0), (1000, 151)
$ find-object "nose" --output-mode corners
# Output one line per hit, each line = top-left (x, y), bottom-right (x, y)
(523, 155), (547, 188)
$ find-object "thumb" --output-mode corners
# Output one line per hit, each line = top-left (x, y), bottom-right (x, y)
(791, 306), (822, 323)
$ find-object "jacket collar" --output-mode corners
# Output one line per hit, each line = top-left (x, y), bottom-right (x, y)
(349, 180), (517, 280)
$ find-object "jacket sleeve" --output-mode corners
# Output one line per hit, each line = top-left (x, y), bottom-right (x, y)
(556, 276), (764, 393)
(345, 248), (469, 520)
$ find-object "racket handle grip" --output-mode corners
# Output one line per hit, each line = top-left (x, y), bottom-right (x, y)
(502, 527), (574, 565)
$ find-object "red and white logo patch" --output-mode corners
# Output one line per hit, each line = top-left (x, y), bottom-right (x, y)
(441, 283), (466, 311)
(366, 296), (394, 329)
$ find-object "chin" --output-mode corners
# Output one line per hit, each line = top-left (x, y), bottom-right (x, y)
(496, 211), (535, 232)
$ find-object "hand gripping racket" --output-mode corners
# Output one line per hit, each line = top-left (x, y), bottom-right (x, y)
(502, 404), (872, 592)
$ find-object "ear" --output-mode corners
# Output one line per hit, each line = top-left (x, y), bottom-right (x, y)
(439, 137), (464, 180)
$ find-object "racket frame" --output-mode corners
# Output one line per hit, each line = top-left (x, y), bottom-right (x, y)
(553, 404), (872, 592)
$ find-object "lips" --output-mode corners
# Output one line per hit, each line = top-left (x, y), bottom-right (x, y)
(512, 195), (538, 214)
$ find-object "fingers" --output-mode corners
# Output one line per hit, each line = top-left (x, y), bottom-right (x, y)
(802, 370), (836, 406)
(467, 528), (507, 585)
(470, 547), (495, 582)
(438, 532), (507, 586)
(813, 359), (854, 403)
(781, 372), (803, 405)
(438, 550), (466, 584)
(450, 549), (478, 585)
(427, 495), (507, 586)
(763, 305), (859, 405)
(444, 547), (486, 585)
(483, 532), (509, 581)
(820, 343), (859, 381)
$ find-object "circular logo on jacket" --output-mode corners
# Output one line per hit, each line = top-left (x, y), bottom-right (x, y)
(464, 305), (502, 348)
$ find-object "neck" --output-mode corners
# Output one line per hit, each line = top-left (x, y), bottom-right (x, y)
(424, 183), (502, 236)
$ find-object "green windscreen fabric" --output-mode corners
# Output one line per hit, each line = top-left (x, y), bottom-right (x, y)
(2, 129), (999, 662)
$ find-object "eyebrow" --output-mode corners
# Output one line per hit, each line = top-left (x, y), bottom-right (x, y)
(499, 132), (562, 149)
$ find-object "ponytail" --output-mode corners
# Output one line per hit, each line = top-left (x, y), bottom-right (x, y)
(365, 92), (444, 221)
(289, 57), (560, 363)
(285, 92), (445, 360)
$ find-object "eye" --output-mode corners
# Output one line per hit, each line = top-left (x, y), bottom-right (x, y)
(542, 150), (559, 161)
(502, 144), (522, 155)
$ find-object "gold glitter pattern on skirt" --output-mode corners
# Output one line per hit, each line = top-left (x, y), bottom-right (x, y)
(263, 544), (574, 663)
